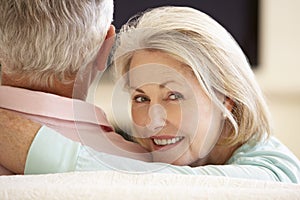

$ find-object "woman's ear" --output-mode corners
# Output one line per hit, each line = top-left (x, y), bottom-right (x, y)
(223, 96), (234, 112)
(94, 25), (116, 71)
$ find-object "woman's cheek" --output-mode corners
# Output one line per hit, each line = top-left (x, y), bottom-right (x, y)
(176, 101), (200, 135)
(131, 105), (148, 126)
(135, 138), (151, 151)
(131, 106), (152, 140)
(165, 103), (182, 126)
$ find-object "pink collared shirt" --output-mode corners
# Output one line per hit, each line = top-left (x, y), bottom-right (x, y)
(0, 86), (150, 174)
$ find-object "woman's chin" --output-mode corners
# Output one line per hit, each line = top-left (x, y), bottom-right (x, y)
(151, 154), (188, 166)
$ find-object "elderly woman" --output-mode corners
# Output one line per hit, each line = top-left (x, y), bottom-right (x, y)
(1, 6), (299, 183)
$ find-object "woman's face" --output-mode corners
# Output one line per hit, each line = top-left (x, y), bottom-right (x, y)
(128, 50), (224, 166)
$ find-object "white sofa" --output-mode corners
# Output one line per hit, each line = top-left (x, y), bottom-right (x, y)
(1, 171), (300, 199)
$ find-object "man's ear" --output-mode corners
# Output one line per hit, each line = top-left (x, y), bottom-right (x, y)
(105, 25), (115, 40)
(94, 25), (116, 71)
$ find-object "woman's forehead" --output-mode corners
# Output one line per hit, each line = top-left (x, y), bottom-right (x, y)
(122, 50), (200, 92)
(129, 50), (195, 76)
(128, 64), (187, 88)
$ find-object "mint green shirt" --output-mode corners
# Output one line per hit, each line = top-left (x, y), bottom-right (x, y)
(25, 126), (300, 183)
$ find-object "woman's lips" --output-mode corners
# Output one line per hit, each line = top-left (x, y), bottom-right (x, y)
(150, 135), (184, 151)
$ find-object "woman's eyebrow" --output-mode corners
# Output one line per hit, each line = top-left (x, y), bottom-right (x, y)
(135, 88), (145, 93)
(160, 80), (185, 88)
(128, 87), (145, 94)
(130, 80), (183, 91)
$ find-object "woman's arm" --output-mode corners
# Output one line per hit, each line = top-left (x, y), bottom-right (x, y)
(2, 109), (299, 183)
(24, 125), (300, 183)
(0, 108), (41, 174)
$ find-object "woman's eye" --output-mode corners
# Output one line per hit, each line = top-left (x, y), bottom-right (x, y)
(168, 92), (184, 100)
(133, 95), (150, 103)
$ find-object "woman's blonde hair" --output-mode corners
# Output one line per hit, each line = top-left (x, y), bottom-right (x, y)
(113, 6), (272, 146)
(0, 0), (113, 87)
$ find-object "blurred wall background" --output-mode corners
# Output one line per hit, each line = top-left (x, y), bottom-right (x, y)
(255, 0), (300, 158)
(93, 0), (300, 159)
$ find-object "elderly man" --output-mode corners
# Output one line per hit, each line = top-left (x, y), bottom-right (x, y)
(0, 0), (150, 175)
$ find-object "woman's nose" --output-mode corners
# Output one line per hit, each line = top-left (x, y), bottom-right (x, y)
(146, 104), (167, 133)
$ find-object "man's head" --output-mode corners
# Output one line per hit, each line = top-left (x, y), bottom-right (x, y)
(0, 0), (113, 89)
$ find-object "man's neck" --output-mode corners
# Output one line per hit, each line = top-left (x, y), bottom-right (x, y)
(1, 73), (75, 99)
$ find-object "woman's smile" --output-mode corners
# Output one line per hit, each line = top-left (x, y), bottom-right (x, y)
(150, 135), (185, 151)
